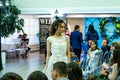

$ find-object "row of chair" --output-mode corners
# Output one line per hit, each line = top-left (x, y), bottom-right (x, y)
(6, 48), (25, 59)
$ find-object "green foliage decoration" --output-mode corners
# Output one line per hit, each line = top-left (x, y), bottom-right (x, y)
(0, 0), (24, 37)
(99, 17), (120, 39)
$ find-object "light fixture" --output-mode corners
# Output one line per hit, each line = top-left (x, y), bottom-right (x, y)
(54, 9), (59, 19)
(55, 9), (58, 15)
(0, 1), (2, 7)
(51, 9), (64, 21)
(5, 0), (10, 6)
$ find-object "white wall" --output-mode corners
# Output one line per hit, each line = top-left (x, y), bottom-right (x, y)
(67, 18), (84, 39)
(1, 15), (40, 45)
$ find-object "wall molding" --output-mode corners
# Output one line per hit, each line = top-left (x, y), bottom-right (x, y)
(20, 7), (120, 14)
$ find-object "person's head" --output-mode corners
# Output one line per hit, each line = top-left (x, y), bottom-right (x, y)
(74, 25), (80, 31)
(27, 70), (48, 80)
(102, 38), (109, 46)
(67, 62), (83, 80)
(65, 27), (70, 36)
(88, 24), (95, 33)
(50, 19), (66, 36)
(90, 40), (99, 50)
(0, 72), (23, 80)
(111, 41), (120, 51)
(23, 33), (27, 39)
(18, 34), (23, 39)
(65, 27), (69, 32)
(111, 49), (120, 69)
(88, 38), (93, 47)
(52, 61), (68, 80)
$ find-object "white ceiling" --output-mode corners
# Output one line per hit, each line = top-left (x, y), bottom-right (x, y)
(12, 0), (120, 14)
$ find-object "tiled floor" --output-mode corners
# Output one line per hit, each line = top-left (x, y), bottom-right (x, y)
(0, 51), (45, 80)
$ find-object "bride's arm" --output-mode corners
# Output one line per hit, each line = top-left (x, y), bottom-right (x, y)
(45, 39), (51, 68)
(66, 36), (71, 62)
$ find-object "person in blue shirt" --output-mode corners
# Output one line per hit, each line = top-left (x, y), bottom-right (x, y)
(70, 25), (83, 60)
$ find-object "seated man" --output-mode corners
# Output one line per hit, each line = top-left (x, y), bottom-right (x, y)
(101, 38), (111, 63)
(52, 61), (69, 80)
(101, 38), (110, 54)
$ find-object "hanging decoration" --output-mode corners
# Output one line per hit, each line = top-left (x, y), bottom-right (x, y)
(100, 17), (120, 39)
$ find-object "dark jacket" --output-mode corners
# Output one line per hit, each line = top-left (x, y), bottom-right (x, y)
(70, 30), (83, 49)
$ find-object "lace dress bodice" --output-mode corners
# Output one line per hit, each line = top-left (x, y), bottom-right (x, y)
(47, 35), (67, 57)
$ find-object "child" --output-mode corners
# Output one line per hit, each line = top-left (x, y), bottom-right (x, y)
(70, 47), (80, 64)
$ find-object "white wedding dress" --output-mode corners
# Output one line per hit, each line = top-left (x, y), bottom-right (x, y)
(44, 34), (69, 80)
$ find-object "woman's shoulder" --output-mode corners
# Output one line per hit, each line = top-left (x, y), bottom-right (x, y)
(47, 36), (52, 38)
(47, 36), (53, 41)
(95, 48), (102, 51)
(113, 63), (118, 67)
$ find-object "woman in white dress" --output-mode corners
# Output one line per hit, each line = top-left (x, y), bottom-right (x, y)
(44, 19), (70, 80)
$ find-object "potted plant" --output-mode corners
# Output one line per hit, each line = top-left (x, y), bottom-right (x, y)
(0, 0), (24, 70)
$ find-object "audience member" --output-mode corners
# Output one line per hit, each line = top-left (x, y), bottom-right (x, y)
(86, 24), (99, 41)
(0, 72), (23, 80)
(101, 38), (111, 63)
(15, 34), (23, 48)
(70, 47), (79, 64)
(100, 49), (120, 80)
(109, 41), (120, 63)
(15, 34), (23, 58)
(82, 38), (94, 59)
(52, 61), (68, 80)
(82, 40), (103, 79)
(93, 41), (120, 80)
(111, 41), (120, 51)
(67, 62), (83, 80)
(87, 38), (93, 49)
(20, 33), (31, 58)
(101, 38), (110, 53)
(70, 25), (83, 60)
(27, 70), (48, 80)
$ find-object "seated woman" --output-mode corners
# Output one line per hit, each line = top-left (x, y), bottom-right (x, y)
(82, 40), (103, 79)
(100, 49), (120, 80)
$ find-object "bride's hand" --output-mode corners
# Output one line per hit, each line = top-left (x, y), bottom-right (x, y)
(45, 62), (48, 68)
(68, 59), (71, 62)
